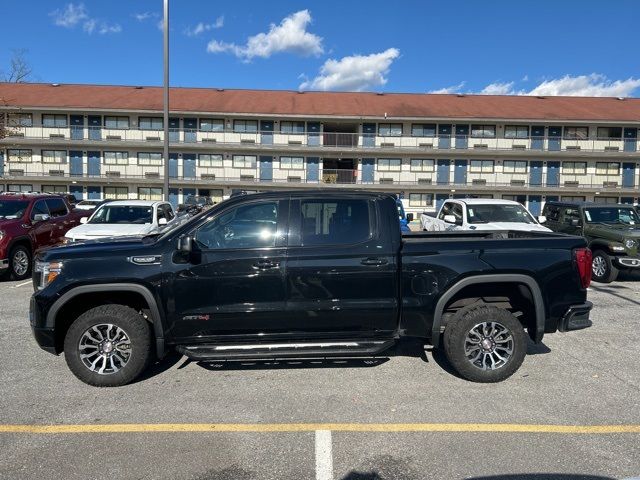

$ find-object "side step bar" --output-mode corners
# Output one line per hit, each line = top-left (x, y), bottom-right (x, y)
(175, 339), (396, 361)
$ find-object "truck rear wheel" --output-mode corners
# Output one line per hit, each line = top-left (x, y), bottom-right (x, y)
(64, 305), (152, 387)
(591, 251), (618, 283)
(443, 305), (527, 383)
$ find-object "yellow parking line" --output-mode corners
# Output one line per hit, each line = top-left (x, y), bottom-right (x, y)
(0, 423), (639, 434)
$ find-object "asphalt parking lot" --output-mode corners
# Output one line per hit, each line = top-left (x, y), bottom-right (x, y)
(0, 276), (639, 480)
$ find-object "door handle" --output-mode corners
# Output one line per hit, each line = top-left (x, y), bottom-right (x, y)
(361, 258), (388, 266)
(253, 259), (279, 269)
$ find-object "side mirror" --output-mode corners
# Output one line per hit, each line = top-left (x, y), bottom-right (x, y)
(177, 235), (193, 253)
(538, 215), (547, 224)
(158, 217), (168, 226)
(406, 213), (414, 222)
(32, 213), (50, 223)
(80, 217), (88, 224)
(443, 214), (457, 224)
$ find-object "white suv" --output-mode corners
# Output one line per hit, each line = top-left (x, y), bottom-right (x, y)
(65, 200), (179, 242)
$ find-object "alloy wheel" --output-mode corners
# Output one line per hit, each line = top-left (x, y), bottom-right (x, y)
(12, 250), (29, 277)
(463, 321), (514, 371)
(78, 324), (132, 375)
(592, 255), (606, 278)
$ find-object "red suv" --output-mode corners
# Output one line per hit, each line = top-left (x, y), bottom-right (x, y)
(0, 193), (83, 280)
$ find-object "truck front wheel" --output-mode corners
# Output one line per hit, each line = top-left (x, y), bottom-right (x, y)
(443, 306), (527, 383)
(64, 305), (153, 387)
(591, 251), (618, 283)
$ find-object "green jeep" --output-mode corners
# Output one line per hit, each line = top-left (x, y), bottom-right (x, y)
(541, 201), (640, 283)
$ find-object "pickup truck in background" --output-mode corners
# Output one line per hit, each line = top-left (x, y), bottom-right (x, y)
(30, 190), (592, 387)
(420, 199), (551, 233)
(0, 193), (84, 280)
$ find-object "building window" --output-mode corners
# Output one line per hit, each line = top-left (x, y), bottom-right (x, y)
(595, 162), (620, 175)
(411, 124), (436, 137)
(104, 151), (128, 165)
(42, 185), (67, 194)
(137, 152), (162, 165)
(562, 162), (587, 175)
(232, 155), (257, 168)
(104, 116), (130, 129)
(198, 154), (223, 167)
(471, 125), (496, 138)
(42, 150), (66, 164)
(593, 196), (619, 204)
(280, 156), (304, 169)
(138, 117), (163, 130)
(233, 120), (258, 133)
(377, 158), (402, 171)
(280, 121), (305, 134)
(199, 119), (224, 132)
(596, 127), (622, 139)
(563, 126), (589, 140)
(138, 187), (163, 200)
(8, 113), (33, 127)
(8, 184), (33, 192)
(410, 159), (435, 172)
(378, 123), (403, 137)
(504, 125), (529, 139)
(470, 160), (494, 173)
(503, 160), (527, 174)
(104, 187), (128, 199)
(409, 193), (433, 207)
(7, 149), (32, 163)
(561, 196), (586, 202)
(42, 114), (68, 127)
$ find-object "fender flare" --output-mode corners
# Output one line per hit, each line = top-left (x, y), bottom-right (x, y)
(431, 274), (546, 348)
(45, 283), (165, 357)
(6, 235), (34, 255)
(588, 239), (616, 252)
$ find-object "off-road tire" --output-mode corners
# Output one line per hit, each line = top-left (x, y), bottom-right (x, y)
(591, 250), (618, 283)
(64, 305), (152, 387)
(443, 305), (527, 383)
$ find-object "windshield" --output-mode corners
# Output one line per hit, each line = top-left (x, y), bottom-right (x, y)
(584, 207), (640, 225)
(0, 201), (29, 220)
(466, 204), (536, 224)
(89, 205), (153, 224)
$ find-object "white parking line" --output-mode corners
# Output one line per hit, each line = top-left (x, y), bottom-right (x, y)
(12, 281), (32, 288)
(315, 429), (333, 480)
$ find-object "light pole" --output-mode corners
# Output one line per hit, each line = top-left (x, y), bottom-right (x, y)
(162, 0), (170, 201)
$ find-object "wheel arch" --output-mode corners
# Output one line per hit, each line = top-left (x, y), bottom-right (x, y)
(46, 283), (165, 357)
(431, 274), (545, 348)
(7, 235), (33, 255)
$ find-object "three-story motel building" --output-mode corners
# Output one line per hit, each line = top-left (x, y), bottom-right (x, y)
(1, 82), (639, 215)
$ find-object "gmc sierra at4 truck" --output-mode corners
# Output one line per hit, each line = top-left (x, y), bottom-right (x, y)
(30, 191), (593, 386)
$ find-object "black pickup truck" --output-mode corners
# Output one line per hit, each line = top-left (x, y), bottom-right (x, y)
(30, 190), (593, 386)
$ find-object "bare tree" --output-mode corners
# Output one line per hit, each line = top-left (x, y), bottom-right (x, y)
(1, 49), (32, 83)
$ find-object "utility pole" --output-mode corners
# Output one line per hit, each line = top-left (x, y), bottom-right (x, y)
(162, 0), (170, 201)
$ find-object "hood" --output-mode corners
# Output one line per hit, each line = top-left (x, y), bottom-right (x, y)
(585, 223), (640, 241)
(0, 217), (23, 229)
(65, 223), (156, 240)
(40, 236), (154, 260)
(468, 222), (552, 232)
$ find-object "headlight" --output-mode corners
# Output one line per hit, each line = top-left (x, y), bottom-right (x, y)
(625, 239), (637, 249)
(34, 261), (63, 290)
(610, 245), (626, 252)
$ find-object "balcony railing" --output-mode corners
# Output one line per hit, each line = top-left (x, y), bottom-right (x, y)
(2, 125), (638, 154)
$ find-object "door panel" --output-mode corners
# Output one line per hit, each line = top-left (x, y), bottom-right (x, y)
(531, 126), (545, 150)
(361, 158), (375, 183)
(438, 124), (451, 149)
(455, 125), (469, 149)
(528, 195), (542, 216)
(169, 199), (288, 340)
(29, 200), (53, 247)
(87, 186), (101, 199)
(169, 188), (179, 208)
(70, 115), (84, 140)
(307, 122), (320, 146)
(183, 118), (197, 143)
(306, 157), (319, 182)
(169, 153), (179, 178)
(183, 153), (196, 179)
(69, 185), (83, 201)
(437, 159), (450, 185)
(69, 150), (83, 176)
(169, 118), (180, 143)
(259, 156), (273, 181)
(547, 161), (560, 187)
(260, 120), (274, 145)
(529, 161), (543, 186)
(622, 162), (635, 188)
(88, 115), (101, 140)
(548, 126), (561, 151)
(284, 197), (397, 334)
(454, 159), (467, 184)
(624, 128), (637, 152)
(87, 151), (101, 176)
(362, 123), (376, 147)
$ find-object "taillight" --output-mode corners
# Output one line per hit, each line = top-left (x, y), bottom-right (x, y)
(574, 248), (592, 289)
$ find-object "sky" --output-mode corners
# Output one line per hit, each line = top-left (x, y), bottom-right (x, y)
(1, 0), (639, 97)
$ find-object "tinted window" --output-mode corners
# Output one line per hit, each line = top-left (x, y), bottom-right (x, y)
(0, 200), (30, 219)
(45, 198), (68, 217)
(90, 206), (153, 224)
(300, 199), (371, 246)
(163, 204), (175, 221)
(195, 202), (278, 249)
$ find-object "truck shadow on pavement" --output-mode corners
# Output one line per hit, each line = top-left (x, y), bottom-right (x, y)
(341, 472), (614, 480)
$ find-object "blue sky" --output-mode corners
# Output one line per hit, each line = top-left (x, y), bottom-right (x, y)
(2, 0), (639, 96)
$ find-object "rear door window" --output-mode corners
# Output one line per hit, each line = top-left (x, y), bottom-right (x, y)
(30, 200), (50, 220)
(45, 198), (68, 217)
(300, 199), (372, 246)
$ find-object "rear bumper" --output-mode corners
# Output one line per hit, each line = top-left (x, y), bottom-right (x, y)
(558, 301), (593, 332)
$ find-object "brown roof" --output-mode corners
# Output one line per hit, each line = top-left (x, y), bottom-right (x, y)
(1, 82), (640, 122)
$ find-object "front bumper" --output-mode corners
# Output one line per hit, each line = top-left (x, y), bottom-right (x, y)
(29, 296), (58, 354)
(615, 257), (640, 268)
(0, 258), (8, 272)
(558, 301), (593, 332)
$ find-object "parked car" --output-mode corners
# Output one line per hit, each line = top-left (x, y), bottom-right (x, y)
(75, 199), (110, 211)
(64, 200), (179, 242)
(541, 201), (640, 283)
(421, 199), (551, 233)
(30, 190), (593, 387)
(0, 193), (84, 279)
(178, 195), (214, 216)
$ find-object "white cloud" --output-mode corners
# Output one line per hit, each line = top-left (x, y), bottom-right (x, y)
(299, 48), (400, 92)
(185, 16), (224, 37)
(50, 2), (121, 35)
(479, 81), (515, 95)
(207, 10), (323, 60)
(429, 82), (466, 94)
(133, 12), (157, 22)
